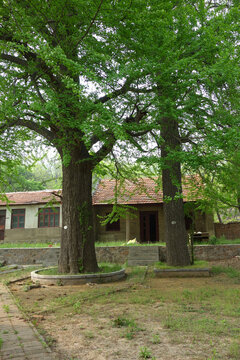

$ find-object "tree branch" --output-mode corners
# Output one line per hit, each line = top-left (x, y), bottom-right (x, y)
(0, 118), (55, 144)
(76, 0), (104, 46)
(0, 54), (28, 67)
(93, 134), (116, 164)
(96, 78), (133, 104)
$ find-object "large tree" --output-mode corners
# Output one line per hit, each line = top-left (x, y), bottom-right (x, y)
(110, 0), (240, 265)
(0, 0), (148, 273)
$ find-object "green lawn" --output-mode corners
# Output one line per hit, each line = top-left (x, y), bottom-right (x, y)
(1, 238), (239, 248)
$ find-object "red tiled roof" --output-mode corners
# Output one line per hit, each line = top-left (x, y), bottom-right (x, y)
(0, 177), (202, 207)
(92, 177), (203, 205)
(0, 190), (61, 206)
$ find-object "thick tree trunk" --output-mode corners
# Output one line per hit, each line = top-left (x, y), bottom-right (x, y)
(58, 147), (98, 274)
(161, 117), (190, 266)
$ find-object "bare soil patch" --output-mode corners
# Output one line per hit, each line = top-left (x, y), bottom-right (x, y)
(7, 260), (240, 360)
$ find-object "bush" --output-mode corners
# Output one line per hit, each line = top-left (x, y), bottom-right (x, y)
(209, 235), (218, 245)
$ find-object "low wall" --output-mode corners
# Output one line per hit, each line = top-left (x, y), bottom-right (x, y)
(4, 228), (61, 244)
(0, 245), (240, 266)
(215, 222), (240, 240)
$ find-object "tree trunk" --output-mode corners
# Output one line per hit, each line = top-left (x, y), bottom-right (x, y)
(58, 147), (99, 274)
(161, 117), (190, 266)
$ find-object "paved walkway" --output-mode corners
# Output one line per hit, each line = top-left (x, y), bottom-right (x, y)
(0, 284), (55, 360)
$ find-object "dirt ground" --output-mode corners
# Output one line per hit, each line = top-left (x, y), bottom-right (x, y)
(8, 259), (240, 360)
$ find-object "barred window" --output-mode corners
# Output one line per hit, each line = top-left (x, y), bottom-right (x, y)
(11, 209), (25, 229)
(38, 208), (60, 228)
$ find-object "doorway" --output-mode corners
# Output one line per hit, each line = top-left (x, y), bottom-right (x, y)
(0, 210), (6, 241)
(140, 211), (159, 243)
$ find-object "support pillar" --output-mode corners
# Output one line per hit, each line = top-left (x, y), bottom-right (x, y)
(126, 213), (130, 242)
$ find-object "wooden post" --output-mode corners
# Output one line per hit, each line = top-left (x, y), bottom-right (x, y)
(126, 213), (130, 242)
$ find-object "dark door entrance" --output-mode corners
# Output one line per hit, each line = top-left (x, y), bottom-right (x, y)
(0, 210), (6, 241)
(140, 211), (159, 243)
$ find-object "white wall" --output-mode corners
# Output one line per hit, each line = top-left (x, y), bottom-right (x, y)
(3, 205), (62, 229)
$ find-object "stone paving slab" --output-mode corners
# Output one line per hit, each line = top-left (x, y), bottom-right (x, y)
(0, 284), (55, 360)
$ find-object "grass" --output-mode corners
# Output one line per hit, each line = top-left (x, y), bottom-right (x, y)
(95, 241), (166, 247)
(38, 262), (123, 275)
(0, 242), (59, 248)
(194, 237), (240, 245)
(211, 266), (240, 282)
(0, 266), (38, 285)
(0, 237), (239, 248)
(154, 260), (210, 269)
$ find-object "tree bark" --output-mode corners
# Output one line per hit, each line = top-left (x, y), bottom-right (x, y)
(58, 146), (99, 274)
(161, 117), (190, 266)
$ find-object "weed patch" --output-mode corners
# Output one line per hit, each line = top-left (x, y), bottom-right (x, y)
(211, 266), (240, 281)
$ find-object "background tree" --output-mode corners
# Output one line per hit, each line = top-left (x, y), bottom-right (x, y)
(109, 0), (240, 265)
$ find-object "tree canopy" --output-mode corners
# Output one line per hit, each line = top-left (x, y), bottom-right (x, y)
(0, 0), (149, 272)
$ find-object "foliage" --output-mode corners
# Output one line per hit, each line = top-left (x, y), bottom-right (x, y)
(0, 164), (44, 192)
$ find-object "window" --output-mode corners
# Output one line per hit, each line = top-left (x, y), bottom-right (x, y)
(106, 215), (120, 231)
(38, 207), (60, 228)
(11, 209), (25, 229)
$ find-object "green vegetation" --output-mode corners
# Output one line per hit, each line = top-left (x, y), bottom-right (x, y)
(195, 236), (240, 246)
(113, 316), (143, 340)
(0, 266), (38, 285)
(0, 238), (239, 249)
(2, 305), (10, 314)
(211, 266), (240, 282)
(95, 241), (166, 247)
(39, 263), (122, 276)
(0, 243), (59, 248)
(154, 260), (209, 269)
(139, 347), (153, 359)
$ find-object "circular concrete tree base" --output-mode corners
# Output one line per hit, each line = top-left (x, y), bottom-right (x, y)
(31, 268), (126, 285)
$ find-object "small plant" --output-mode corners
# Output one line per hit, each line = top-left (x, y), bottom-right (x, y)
(139, 346), (152, 359)
(113, 316), (135, 328)
(124, 330), (134, 340)
(151, 333), (161, 344)
(73, 300), (81, 313)
(84, 331), (95, 339)
(0, 337), (3, 349)
(113, 316), (143, 340)
(57, 279), (63, 286)
(3, 305), (10, 313)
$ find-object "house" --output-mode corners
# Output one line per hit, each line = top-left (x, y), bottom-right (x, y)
(0, 190), (61, 243)
(0, 177), (215, 244)
(92, 177), (215, 243)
